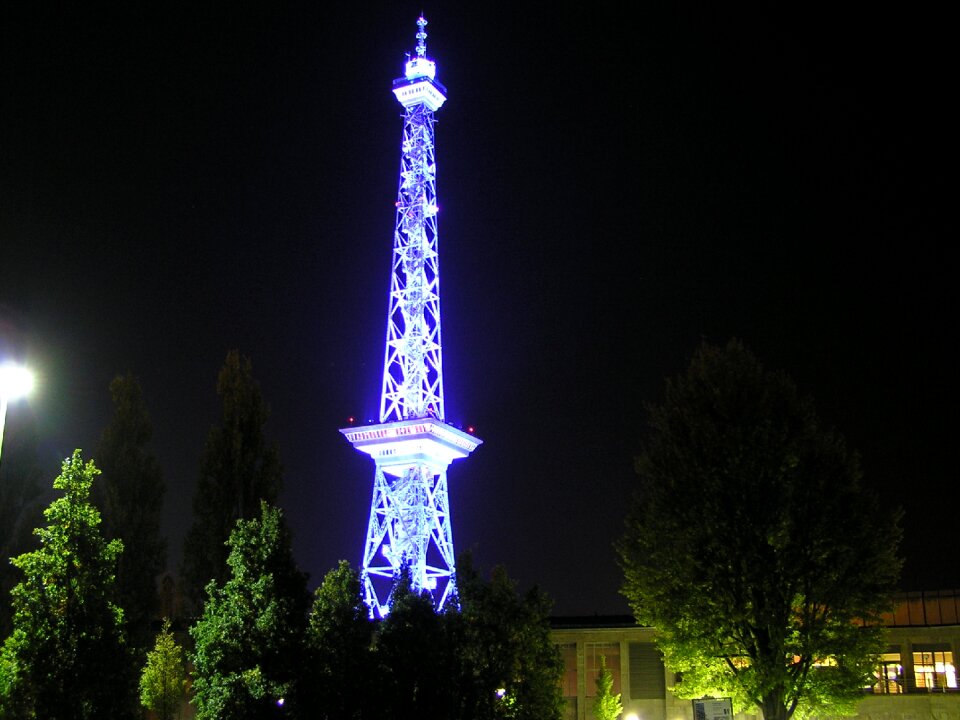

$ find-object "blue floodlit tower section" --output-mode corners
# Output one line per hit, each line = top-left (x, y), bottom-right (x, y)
(340, 17), (481, 617)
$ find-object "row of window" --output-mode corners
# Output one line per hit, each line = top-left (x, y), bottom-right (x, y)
(558, 641), (959, 699)
(871, 646), (957, 694)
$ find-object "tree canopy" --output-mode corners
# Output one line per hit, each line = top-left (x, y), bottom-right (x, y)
(182, 350), (283, 610)
(302, 556), (564, 720)
(375, 569), (451, 719)
(303, 560), (375, 719)
(449, 557), (565, 720)
(189, 501), (309, 719)
(617, 339), (902, 720)
(95, 372), (167, 654)
(0, 450), (137, 719)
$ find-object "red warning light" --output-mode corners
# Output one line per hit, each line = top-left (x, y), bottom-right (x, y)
(466, 425), (475, 434)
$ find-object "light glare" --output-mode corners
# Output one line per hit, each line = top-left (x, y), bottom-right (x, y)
(0, 363), (34, 401)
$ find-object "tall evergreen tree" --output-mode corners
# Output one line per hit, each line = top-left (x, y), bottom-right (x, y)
(617, 339), (902, 720)
(0, 450), (137, 719)
(189, 501), (309, 720)
(182, 350), (282, 610)
(95, 373), (167, 654)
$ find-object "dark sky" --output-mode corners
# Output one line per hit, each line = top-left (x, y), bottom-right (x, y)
(0, 3), (953, 616)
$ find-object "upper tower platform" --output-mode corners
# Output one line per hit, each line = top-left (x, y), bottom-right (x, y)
(392, 16), (447, 111)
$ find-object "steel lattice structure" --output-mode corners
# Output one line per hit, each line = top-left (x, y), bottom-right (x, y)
(340, 17), (481, 617)
(381, 100), (442, 423)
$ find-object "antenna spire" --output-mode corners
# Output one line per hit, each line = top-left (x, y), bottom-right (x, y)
(416, 16), (428, 58)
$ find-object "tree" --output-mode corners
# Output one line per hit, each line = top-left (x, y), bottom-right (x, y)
(303, 560), (374, 719)
(182, 350), (283, 609)
(0, 450), (137, 719)
(189, 501), (310, 720)
(593, 655), (622, 720)
(295, 557), (563, 720)
(617, 339), (902, 720)
(95, 373), (167, 654)
(446, 556), (565, 720)
(140, 618), (188, 720)
(374, 569), (450, 719)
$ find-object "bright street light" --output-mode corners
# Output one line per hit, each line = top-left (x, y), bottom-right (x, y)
(0, 362), (35, 465)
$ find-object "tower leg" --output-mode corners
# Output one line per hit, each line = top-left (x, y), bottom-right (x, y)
(360, 463), (457, 615)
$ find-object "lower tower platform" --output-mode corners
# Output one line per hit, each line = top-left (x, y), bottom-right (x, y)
(341, 419), (481, 615)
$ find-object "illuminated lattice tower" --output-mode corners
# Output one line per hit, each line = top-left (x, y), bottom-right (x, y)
(340, 16), (481, 617)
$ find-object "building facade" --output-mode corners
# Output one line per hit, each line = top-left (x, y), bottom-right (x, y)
(552, 590), (959, 720)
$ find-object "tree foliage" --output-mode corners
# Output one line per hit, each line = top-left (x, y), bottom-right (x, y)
(593, 655), (622, 720)
(375, 569), (451, 719)
(449, 557), (565, 720)
(303, 560), (374, 719)
(182, 350), (282, 610)
(189, 501), (309, 720)
(299, 557), (564, 720)
(140, 618), (188, 720)
(95, 373), (167, 654)
(617, 339), (902, 720)
(0, 450), (136, 719)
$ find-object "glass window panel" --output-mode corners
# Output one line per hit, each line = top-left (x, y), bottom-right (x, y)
(912, 649), (957, 691)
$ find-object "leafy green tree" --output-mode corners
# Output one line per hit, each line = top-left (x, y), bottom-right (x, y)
(593, 655), (622, 720)
(304, 560), (374, 719)
(445, 556), (565, 720)
(189, 501), (310, 719)
(95, 373), (167, 654)
(183, 351), (283, 610)
(617, 339), (902, 720)
(140, 618), (188, 720)
(0, 450), (137, 719)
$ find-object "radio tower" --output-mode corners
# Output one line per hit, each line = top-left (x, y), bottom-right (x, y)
(341, 16), (481, 617)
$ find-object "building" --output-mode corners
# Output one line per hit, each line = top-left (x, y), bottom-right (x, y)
(552, 590), (959, 720)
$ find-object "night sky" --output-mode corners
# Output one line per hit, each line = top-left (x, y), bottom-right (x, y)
(1, 4), (953, 616)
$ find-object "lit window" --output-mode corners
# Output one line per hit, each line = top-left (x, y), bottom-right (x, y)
(913, 645), (957, 692)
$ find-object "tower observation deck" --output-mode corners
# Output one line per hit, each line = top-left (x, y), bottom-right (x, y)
(340, 17), (481, 616)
